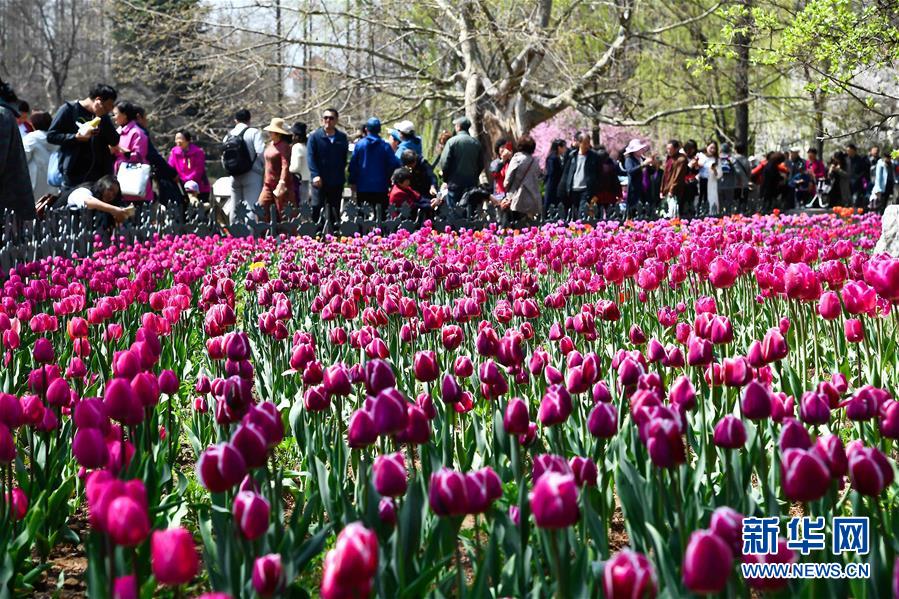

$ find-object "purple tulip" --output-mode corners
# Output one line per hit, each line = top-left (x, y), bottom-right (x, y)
(683, 530), (734, 594)
(587, 402), (618, 439)
(245, 402), (284, 447)
(568, 456), (598, 487)
(364, 359), (396, 395)
(531, 472), (579, 529)
(231, 422), (269, 469)
(104, 378), (144, 426)
(440, 374), (462, 405)
(503, 397), (530, 435)
(413, 350), (439, 383)
(686, 337), (713, 366)
(197, 442), (247, 493)
(232, 491), (270, 540)
(761, 328), (788, 363)
(847, 442), (894, 497)
(812, 434), (847, 478)
(372, 453), (407, 497)
(710, 507), (744, 555)
(538, 384), (572, 426)
(713, 415), (747, 449)
(252, 553), (284, 598)
(371, 388), (409, 435)
(378, 497), (396, 527)
(880, 400), (899, 439)
(73, 428), (109, 469)
(428, 468), (468, 516)
(799, 391), (831, 425)
(465, 467), (502, 514)
(33, 337), (55, 364)
(323, 364), (352, 396)
(603, 549), (657, 599)
(668, 375), (696, 410)
(740, 380), (772, 420)
(347, 409), (377, 448)
(45, 377), (71, 407)
(645, 418), (685, 469)
(781, 447), (831, 502)
(778, 418), (811, 451)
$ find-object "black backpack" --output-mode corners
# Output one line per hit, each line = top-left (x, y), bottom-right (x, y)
(221, 125), (254, 176)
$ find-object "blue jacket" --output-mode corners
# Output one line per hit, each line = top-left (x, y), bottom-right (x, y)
(307, 127), (349, 188)
(348, 134), (400, 193)
(396, 136), (423, 160)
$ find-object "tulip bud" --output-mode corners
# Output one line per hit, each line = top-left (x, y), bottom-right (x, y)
(233, 491), (270, 540)
(158, 370), (179, 395)
(713, 415), (747, 449)
(46, 377), (71, 407)
(33, 337), (54, 364)
(347, 409), (377, 448)
(106, 494), (150, 547)
(231, 422), (269, 469)
(372, 453), (407, 497)
(682, 530), (734, 594)
(364, 359), (396, 395)
(817, 291), (842, 320)
(252, 553), (284, 598)
(568, 456), (598, 487)
(531, 472), (579, 529)
(503, 398), (530, 436)
(710, 507), (744, 555)
(73, 427), (109, 469)
(761, 328), (788, 363)
(538, 385), (572, 426)
(428, 468), (468, 516)
(413, 351), (439, 382)
(781, 447), (831, 502)
(151, 527), (199, 586)
(778, 418), (812, 452)
(799, 391), (830, 425)
(453, 355), (474, 378)
(603, 549), (657, 599)
(645, 418), (685, 469)
(741, 381), (772, 421)
(320, 523), (378, 599)
(371, 388), (408, 435)
(465, 467), (502, 514)
(844, 318), (864, 343)
(686, 337), (713, 366)
(197, 442), (247, 493)
(668, 375), (696, 410)
(587, 402), (618, 439)
(847, 442), (894, 497)
(104, 378), (143, 426)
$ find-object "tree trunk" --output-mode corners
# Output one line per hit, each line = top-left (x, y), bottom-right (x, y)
(812, 89), (825, 156)
(733, 0), (751, 150)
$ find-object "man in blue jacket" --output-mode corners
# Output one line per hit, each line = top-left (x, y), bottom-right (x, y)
(348, 117), (400, 220)
(307, 107), (350, 229)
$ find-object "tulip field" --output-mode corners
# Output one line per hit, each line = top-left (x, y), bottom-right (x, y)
(1, 211), (899, 598)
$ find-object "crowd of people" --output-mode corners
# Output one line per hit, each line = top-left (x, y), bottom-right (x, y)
(2, 77), (897, 239)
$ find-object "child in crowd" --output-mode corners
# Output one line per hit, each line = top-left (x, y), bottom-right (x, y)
(389, 167), (434, 221)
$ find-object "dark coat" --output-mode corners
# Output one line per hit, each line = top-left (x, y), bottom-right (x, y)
(624, 155), (646, 205)
(306, 127), (349, 189)
(409, 157), (437, 199)
(557, 148), (600, 199)
(543, 153), (563, 204)
(0, 101), (36, 218)
(47, 101), (119, 188)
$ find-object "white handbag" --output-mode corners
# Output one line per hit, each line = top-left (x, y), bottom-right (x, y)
(116, 162), (151, 198)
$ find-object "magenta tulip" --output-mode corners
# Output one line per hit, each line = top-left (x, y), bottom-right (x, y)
(531, 472), (579, 529)
(603, 549), (657, 599)
(683, 530), (734, 594)
(372, 453), (407, 497)
(151, 527), (199, 586)
(232, 491), (270, 540)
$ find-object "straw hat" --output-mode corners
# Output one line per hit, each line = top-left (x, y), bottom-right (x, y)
(263, 118), (291, 136)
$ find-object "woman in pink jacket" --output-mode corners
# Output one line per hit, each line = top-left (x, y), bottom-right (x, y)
(168, 130), (210, 201)
(111, 101), (153, 202)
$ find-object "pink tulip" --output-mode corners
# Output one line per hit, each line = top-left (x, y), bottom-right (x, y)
(683, 530), (733, 593)
(713, 415), (747, 449)
(232, 491), (270, 540)
(151, 527), (199, 586)
(372, 452), (407, 497)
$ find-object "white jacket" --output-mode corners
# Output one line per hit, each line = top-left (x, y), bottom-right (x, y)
(22, 130), (58, 200)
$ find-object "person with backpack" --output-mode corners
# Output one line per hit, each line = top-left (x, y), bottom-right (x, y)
(307, 107), (350, 230)
(46, 83), (120, 190)
(222, 109), (265, 225)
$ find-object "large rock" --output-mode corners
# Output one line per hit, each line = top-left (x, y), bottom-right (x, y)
(875, 205), (899, 256)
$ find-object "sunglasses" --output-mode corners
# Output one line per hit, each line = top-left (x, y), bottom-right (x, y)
(322, 115), (336, 121)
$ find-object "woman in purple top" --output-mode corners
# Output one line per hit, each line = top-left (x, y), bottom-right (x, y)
(168, 130), (210, 201)
(111, 101), (153, 202)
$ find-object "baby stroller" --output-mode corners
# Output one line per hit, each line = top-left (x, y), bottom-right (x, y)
(806, 178), (830, 209)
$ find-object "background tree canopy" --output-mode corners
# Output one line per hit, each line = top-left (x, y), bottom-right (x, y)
(1, 0), (897, 156)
